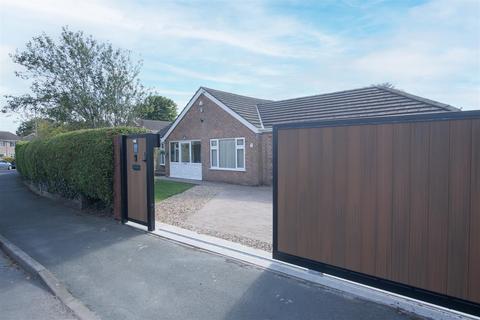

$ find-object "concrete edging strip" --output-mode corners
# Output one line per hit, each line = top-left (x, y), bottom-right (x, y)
(0, 234), (100, 320)
(126, 221), (479, 320)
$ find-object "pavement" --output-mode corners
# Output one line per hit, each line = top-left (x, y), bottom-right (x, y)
(0, 250), (76, 320)
(186, 184), (272, 244)
(0, 172), (422, 320)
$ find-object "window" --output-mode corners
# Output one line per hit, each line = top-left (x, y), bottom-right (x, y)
(236, 139), (244, 168)
(210, 140), (218, 167)
(159, 143), (165, 165)
(170, 142), (179, 162)
(180, 142), (190, 163)
(170, 141), (201, 164)
(9, 142), (15, 147)
(192, 141), (201, 163)
(210, 138), (245, 170)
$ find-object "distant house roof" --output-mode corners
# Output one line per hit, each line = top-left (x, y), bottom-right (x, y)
(0, 131), (20, 141)
(163, 85), (460, 139)
(135, 119), (172, 133)
(157, 123), (172, 138)
(22, 133), (37, 141)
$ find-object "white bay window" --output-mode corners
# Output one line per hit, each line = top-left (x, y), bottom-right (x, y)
(210, 138), (245, 171)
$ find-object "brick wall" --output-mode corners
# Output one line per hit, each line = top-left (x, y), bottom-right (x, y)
(165, 94), (264, 185)
(260, 133), (273, 186)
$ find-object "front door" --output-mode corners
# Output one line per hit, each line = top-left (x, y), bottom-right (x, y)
(170, 140), (202, 180)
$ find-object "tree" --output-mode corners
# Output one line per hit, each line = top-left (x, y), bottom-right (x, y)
(138, 95), (177, 121)
(16, 118), (77, 138)
(16, 118), (37, 137)
(374, 82), (395, 89)
(3, 26), (146, 128)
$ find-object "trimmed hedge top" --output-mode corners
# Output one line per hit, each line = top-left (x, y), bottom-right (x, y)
(15, 127), (147, 207)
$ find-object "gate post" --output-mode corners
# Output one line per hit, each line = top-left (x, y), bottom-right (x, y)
(112, 135), (123, 220)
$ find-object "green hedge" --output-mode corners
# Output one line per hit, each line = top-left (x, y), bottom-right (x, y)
(15, 127), (147, 207)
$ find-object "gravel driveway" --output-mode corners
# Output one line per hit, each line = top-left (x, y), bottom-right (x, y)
(155, 180), (273, 251)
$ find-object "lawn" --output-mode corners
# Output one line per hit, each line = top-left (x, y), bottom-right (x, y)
(154, 180), (194, 202)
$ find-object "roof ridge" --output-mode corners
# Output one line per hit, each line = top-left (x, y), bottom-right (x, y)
(258, 86), (377, 106)
(374, 86), (460, 111)
(201, 87), (273, 103)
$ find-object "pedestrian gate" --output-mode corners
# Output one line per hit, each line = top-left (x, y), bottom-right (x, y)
(121, 134), (159, 231)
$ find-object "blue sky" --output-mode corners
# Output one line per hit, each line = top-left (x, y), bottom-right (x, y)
(1, 0), (479, 133)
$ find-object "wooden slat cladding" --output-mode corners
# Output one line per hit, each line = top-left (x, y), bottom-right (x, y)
(126, 137), (148, 223)
(469, 120), (480, 302)
(447, 120), (472, 299)
(275, 117), (480, 305)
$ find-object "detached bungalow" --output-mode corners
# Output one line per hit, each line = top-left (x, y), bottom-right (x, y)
(161, 86), (458, 185)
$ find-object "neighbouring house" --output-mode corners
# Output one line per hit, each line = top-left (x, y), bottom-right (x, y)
(0, 131), (20, 158)
(22, 132), (37, 141)
(161, 86), (459, 186)
(134, 119), (172, 133)
(134, 118), (172, 175)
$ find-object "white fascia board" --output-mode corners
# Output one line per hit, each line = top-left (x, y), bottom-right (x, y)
(202, 91), (260, 134)
(255, 105), (265, 130)
(161, 88), (204, 142)
(161, 88), (260, 142)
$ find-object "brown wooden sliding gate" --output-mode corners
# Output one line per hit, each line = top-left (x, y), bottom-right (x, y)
(273, 111), (480, 315)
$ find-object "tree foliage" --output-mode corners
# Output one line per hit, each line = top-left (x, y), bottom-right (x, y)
(374, 82), (395, 89)
(16, 117), (89, 138)
(16, 118), (38, 137)
(138, 95), (177, 121)
(4, 26), (147, 127)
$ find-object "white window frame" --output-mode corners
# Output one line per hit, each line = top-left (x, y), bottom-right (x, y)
(170, 141), (179, 163)
(170, 140), (201, 164)
(159, 142), (165, 165)
(210, 137), (245, 171)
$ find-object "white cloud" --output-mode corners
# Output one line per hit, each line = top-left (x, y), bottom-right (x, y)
(0, 0), (478, 134)
(0, 0), (342, 58)
(150, 63), (252, 85)
(346, 0), (480, 109)
(354, 47), (476, 79)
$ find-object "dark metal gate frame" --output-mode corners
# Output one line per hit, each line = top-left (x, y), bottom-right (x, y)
(272, 110), (480, 316)
(120, 133), (160, 231)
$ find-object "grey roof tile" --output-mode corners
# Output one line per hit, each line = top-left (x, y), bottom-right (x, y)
(136, 119), (171, 132)
(202, 87), (272, 128)
(157, 123), (172, 137)
(257, 86), (459, 128)
(200, 86), (459, 130)
(0, 131), (20, 141)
